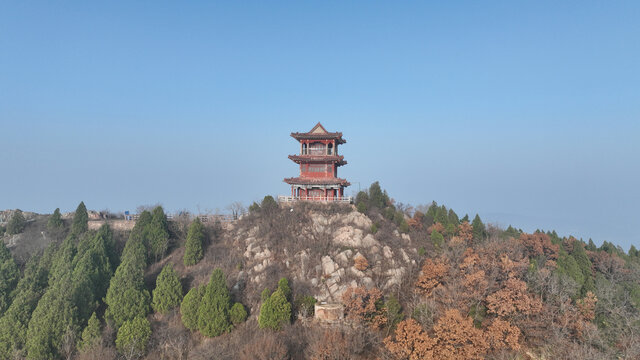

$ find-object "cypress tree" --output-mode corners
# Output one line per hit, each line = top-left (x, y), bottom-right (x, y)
(105, 235), (150, 328)
(115, 316), (151, 359)
(47, 208), (63, 230)
(78, 312), (101, 351)
(471, 214), (486, 241)
(71, 201), (89, 235)
(229, 303), (248, 325)
(180, 286), (203, 331)
(448, 209), (460, 226)
(148, 206), (169, 262)
(184, 218), (205, 266)
(6, 210), (26, 235)
(197, 269), (232, 337)
(258, 288), (292, 330)
(0, 241), (19, 314)
(152, 263), (183, 314)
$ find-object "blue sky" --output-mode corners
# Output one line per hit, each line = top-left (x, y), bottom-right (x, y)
(1, 1), (639, 249)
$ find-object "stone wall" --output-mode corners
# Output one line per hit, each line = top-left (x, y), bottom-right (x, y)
(88, 220), (135, 231)
(314, 303), (344, 323)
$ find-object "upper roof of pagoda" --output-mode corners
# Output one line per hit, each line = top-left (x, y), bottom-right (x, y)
(291, 122), (346, 144)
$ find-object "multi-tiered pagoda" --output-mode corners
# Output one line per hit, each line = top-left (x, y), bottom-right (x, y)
(282, 123), (351, 202)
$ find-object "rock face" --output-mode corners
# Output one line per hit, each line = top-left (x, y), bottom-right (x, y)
(236, 205), (418, 305)
(314, 303), (344, 323)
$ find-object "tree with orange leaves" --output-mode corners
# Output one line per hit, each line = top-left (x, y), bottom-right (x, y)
(520, 232), (559, 259)
(384, 318), (436, 360)
(416, 258), (449, 296)
(485, 318), (521, 351)
(457, 221), (473, 243)
(486, 277), (542, 318)
(341, 286), (384, 327)
(431, 309), (489, 359)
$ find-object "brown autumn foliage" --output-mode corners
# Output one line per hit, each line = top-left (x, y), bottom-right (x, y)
(407, 211), (424, 230)
(519, 232), (559, 259)
(457, 221), (473, 243)
(576, 291), (598, 322)
(354, 255), (369, 271)
(384, 318), (436, 360)
(342, 286), (384, 326)
(415, 258), (449, 296)
(486, 277), (542, 318)
(485, 318), (521, 351)
(427, 222), (444, 235)
(385, 309), (490, 360)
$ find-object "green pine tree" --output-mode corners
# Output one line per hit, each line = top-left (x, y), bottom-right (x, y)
(430, 230), (444, 249)
(152, 263), (183, 314)
(115, 316), (151, 359)
(471, 214), (486, 241)
(197, 269), (232, 337)
(0, 241), (19, 314)
(448, 209), (459, 226)
(229, 303), (248, 325)
(180, 286), (203, 331)
(148, 206), (169, 262)
(184, 218), (205, 266)
(258, 288), (292, 330)
(71, 201), (89, 235)
(47, 208), (63, 231)
(6, 210), (26, 235)
(78, 312), (101, 351)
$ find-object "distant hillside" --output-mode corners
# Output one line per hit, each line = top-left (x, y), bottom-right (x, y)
(1, 184), (639, 359)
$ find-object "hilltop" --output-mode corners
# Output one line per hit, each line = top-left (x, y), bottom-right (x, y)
(1, 184), (639, 359)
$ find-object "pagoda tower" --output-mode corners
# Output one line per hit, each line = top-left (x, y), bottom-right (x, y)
(282, 123), (351, 202)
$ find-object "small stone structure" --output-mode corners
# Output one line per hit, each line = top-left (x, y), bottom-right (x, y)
(314, 302), (344, 323)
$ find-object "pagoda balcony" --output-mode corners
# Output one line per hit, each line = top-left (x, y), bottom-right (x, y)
(278, 195), (353, 203)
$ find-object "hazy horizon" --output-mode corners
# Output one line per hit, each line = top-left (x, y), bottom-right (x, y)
(1, 1), (639, 250)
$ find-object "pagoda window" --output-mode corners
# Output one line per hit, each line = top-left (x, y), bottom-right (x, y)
(308, 164), (329, 173)
(302, 143), (307, 155)
(309, 142), (325, 155)
(327, 143), (333, 155)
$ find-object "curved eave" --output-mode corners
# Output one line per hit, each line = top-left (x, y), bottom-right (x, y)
(290, 133), (346, 144)
(287, 155), (347, 166)
(284, 177), (351, 187)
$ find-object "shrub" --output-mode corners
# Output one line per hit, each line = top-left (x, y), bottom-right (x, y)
(6, 210), (26, 235)
(152, 263), (183, 314)
(230, 303), (248, 325)
(431, 230), (444, 249)
(180, 286), (203, 331)
(258, 288), (292, 330)
(354, 256), (369, 271)
(294, 295), (317, 318)
(115, 316), (151, 359)
(261, 196), (278, 212)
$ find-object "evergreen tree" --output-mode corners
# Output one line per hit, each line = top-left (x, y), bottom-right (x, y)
(152, 263), (183, 314)
(47, 208), (63, 231)
(0, 252), (51, 357)
(277, 278), (291, 301)
(184, 218), (205, 266)
(229, 303), (248, 325)
(180, 286), (203, 331)
(261, 195), (278, 212)
(448, 209), (460, 226)
(368, 182), (389, 209)
(71, 201), (89, 235)
(6, 210), (26, 235)
(435, 205), (448, 225)
(461, 214), (470, 223)
(471, 214), (486, 241)
(115, 316), (151, 360)
(105, 235), (149, 328)
(148, 206), (169, 262)
(78, 312), (101, 351)
(586, 238), (597, 251)
(258, 288), (292, 330)
(629, 245), (639, 258)
(0, 241), (19, 314)
(430, 230), (444, 249)
(197, 269), (232, 337)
